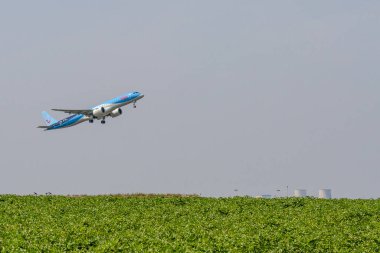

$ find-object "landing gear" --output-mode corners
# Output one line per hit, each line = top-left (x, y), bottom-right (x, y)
(89, 119), (94, 123)
(101, 117), (106, 124)
(133, 102), (137, 108)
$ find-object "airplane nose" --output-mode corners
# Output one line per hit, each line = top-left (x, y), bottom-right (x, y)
(140, 94), (144, 98)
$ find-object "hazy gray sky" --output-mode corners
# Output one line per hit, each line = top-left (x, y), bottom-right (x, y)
(1, 1), (379, 198)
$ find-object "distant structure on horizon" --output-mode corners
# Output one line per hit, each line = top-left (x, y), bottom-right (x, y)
(294, 189), (307, 197)
(253, 188), (333, 199)
(255, 194), (272, 199)
(319, 189), (332, 199)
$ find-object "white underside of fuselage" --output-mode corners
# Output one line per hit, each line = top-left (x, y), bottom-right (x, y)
(63, 96), (142, 128)
(92, 98), (136, 119)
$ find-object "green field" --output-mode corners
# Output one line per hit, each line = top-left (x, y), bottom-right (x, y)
(0, 195), (379, 252)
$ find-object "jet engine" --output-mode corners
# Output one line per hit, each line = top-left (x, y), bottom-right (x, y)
(110, 108), (122, 118)
(93, 107), (106, 118)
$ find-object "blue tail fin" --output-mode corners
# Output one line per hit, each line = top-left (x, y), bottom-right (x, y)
(41, 111), (58, 126)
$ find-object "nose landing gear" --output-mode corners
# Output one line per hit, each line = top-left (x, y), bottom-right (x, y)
(101, 117), (106, 124)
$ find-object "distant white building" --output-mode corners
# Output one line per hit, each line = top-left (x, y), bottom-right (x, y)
(294, 189), (307, 197)
(255, 194), (272, 199)
(319, 189), (332, 199)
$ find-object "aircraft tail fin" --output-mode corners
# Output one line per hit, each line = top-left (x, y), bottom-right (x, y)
(41, 111), (58, 126)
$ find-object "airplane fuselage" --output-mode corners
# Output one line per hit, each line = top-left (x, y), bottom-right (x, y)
(44, 91), (144, 130)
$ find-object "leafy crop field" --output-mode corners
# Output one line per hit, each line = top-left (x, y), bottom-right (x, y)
(0, 195), (379, 252)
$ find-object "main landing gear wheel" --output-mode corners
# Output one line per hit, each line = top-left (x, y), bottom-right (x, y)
(101, 120), (106, 124)
(89, 119), (94, 123)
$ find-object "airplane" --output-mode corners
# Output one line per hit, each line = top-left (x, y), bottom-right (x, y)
(38, 91), (144, 130)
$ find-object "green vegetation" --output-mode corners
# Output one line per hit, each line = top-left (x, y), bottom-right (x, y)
(0, 195), (379, 252)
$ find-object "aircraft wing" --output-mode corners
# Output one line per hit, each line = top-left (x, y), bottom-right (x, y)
(52, 109), (93, 116)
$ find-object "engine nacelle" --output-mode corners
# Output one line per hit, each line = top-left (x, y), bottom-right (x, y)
(93, 107), (106, 118)
(110, 108), (122, 118)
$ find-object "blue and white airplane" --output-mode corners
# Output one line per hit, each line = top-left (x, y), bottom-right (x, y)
(38, 91), (144, 130)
